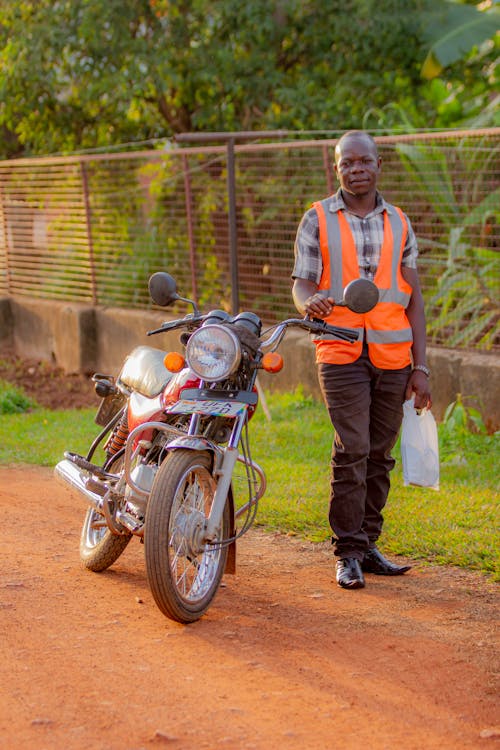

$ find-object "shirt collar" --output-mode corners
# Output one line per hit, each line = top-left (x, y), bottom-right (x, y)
(327, 188), (391, 217)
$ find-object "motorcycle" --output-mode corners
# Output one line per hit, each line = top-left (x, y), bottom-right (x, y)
(55, 272), (378, 623)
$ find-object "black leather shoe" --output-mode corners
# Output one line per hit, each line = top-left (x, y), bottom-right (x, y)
(362, 547), (411, 576)
(336, 558), (365, 589)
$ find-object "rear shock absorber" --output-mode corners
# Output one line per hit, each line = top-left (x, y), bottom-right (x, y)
(105, 411), (129, 457)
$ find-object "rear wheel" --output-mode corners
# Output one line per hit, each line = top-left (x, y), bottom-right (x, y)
(80, 508), (132, 571)
(144, 450), (230, 623)
(79, 454), (132, 571)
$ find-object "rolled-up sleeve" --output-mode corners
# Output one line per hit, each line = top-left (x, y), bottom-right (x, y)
(402, 214), (418, 268)
(292, 208), (323, 283)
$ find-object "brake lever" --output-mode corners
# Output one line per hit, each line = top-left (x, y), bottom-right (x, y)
(301, 315), (328, 332)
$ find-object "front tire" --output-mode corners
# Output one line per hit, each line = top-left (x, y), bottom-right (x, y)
(144, 450), (230, 623)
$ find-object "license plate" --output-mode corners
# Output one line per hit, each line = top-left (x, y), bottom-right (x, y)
(166, 399), (246, 417)
(94, 393), (125, 427)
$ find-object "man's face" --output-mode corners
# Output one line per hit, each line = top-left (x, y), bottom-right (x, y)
(334, 135), (381, 198)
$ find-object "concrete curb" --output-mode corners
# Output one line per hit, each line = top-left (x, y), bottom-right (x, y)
(1, 296), (499, 430)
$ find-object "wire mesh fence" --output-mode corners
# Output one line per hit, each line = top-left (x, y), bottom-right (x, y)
(0, 129), (498, 351)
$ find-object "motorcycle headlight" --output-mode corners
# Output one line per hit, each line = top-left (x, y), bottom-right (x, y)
(186, 325), (241, 382)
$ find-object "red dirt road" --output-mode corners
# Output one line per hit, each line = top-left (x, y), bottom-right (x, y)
(1, 465), (498, 750)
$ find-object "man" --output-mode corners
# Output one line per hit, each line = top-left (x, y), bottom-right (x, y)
(292, 130), (431, 590)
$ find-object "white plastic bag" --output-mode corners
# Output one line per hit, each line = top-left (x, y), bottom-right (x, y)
(400, 398), (440, 490)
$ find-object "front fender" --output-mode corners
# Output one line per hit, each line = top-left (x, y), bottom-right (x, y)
(166, 436), (221, 454)
(165, 436), (237, 574)
(165, 436), (224, 484)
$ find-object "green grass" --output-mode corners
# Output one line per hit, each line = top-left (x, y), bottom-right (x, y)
(248, 389), (500, 581)
(0, 407), (97, 465)
(0, 389), (498, 580)
(0, 379), (37, 414)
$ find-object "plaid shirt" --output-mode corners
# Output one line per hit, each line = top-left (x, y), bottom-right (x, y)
(293, 189), (418, 283)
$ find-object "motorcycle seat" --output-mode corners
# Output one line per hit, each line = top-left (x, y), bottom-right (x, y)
(118, 346), (174, 398)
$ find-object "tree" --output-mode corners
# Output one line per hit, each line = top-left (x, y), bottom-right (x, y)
(0, 0), (497, 159)
(0, 0), (212, 155)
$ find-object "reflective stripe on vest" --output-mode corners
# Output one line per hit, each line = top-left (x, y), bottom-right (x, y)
(313, 199), (413, 367)
(319, 199), (411, 308)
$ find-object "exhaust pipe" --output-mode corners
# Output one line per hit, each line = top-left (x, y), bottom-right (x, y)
(54, 459), (105, 509)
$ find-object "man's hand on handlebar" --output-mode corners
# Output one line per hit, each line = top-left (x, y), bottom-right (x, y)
(304, 291), (335, 319)
(292, 278), (334, 319)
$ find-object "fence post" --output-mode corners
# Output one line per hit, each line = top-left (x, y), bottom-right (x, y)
(323, 144), (335, 196)
(182, 153), (198, 302)
(226, 138), (239, 315)
(174, 131), (291, 316)
(80, 161), (98, 305)
(0, 180), (12, 295)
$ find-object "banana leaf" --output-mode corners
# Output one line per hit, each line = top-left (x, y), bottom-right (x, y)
(396, 142), (460, 225)
(421, 4), (499, 79)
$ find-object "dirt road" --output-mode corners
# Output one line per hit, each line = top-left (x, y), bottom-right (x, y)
(1, 465), (498, 750)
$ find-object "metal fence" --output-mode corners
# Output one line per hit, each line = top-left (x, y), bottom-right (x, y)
(0, 128), (498, 351)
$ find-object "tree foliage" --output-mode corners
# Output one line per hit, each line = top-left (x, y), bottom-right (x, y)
(0, 0), (497, 159)
(396, 137), (500, 349)
(421, 0), (499, 78)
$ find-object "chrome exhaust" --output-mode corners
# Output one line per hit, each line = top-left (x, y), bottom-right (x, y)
(54, 459), (105, 509)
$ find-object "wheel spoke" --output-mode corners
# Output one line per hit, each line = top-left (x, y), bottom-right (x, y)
(145, 450), (230, 622)
(167, 464), (222, 602)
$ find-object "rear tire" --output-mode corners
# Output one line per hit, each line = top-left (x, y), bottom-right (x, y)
(80, 508), (132, 571)
(144, 450), (230, 623)
(79, 453), (132, 571)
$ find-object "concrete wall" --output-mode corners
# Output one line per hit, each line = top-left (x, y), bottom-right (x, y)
(2, 295), (499, 431)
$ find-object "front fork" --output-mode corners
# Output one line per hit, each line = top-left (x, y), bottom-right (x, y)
(165, 406), (259, 542)
(166, 408), (248, 543)
(205, 446), (239, 541)
(122, 407), (264, 545)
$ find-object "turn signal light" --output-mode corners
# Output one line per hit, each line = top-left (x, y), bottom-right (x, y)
(261, 352), (283, 373)
(164, 352), (185, 372)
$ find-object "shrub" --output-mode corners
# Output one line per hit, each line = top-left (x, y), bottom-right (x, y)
(0, 380), (36, 414)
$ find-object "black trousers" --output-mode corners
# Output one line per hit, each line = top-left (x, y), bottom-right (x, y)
(317, 347), (411, 560)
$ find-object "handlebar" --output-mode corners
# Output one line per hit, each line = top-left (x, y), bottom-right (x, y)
(260, 317), (359, 352)
(147, 314), (205, 336)
(147, 311), (359, 350)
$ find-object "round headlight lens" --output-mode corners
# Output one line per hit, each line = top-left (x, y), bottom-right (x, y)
(186, 325), (241, 381)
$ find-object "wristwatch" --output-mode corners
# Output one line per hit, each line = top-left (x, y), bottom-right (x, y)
(413, 364), (430, 377)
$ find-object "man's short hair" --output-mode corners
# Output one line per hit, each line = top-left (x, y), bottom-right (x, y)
(335, 131), (378, 162)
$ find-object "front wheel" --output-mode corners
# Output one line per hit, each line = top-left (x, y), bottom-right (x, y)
(144, 450), (230, 623)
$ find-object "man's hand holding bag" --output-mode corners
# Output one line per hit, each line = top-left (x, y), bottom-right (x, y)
(401, 398), (440, 490)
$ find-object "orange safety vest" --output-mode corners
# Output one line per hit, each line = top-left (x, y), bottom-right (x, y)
(313, 199), (413, 369)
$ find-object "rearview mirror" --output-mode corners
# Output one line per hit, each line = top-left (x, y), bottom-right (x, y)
(148, 272), (180, 307)
(339, 278), (379, 314)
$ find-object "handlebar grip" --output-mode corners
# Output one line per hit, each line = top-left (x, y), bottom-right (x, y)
(317, 321), (360, 342)
(303, 317), (359, 341)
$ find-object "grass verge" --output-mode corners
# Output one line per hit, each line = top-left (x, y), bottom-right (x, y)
(0, 390), (498, 580)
